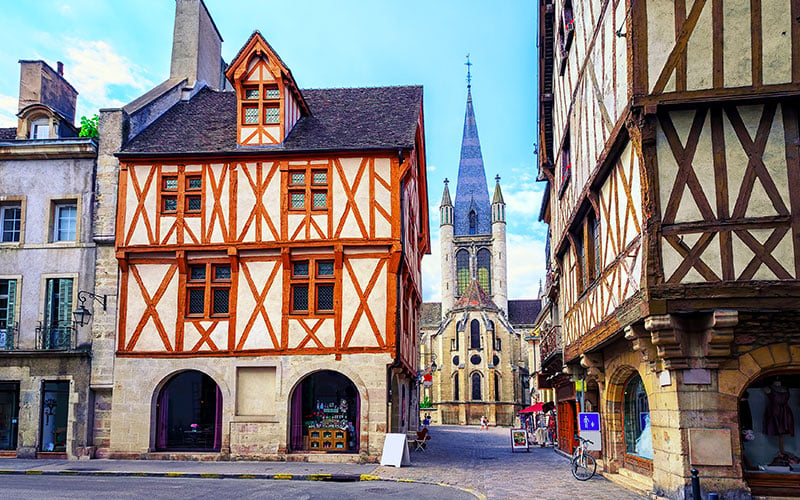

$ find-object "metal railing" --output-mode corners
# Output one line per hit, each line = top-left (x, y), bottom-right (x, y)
(35, 321), (76, 350)
(539, 325), (563, 364)
(0, 323), (19, 350)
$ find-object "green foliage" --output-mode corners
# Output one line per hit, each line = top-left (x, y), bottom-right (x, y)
(79, 114), (99, 138)
(420, 396), (434, 408)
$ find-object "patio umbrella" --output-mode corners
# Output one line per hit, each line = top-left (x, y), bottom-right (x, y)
(519, 402), (545, 413)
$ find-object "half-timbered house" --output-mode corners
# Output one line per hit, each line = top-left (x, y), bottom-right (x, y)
(538, 0), (800, 497)
(103, 1), (428, 461)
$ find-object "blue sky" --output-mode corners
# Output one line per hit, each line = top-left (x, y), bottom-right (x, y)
(0, 0), (546, 302)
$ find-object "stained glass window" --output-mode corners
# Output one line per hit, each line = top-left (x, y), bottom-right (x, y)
(265, 87), (280, 99)
(186, 196), (201, 212)
(470, 319), (481, 349)
(163, 177), (178, 191)
(477, 249), (491, 293)
(190, 266), (205, 281)
(471, 373), (482, 401)
(188, 288), (204, 315)
(214, 265), (231, 281)
(244, 107), (258, 124)
(212, 288), (229, 315)
(312, 191), (327, 209)
(187, 176), (202, 190)
(292, 285), (308, 312)
(291, 172), (306, 185)
(316, 261), (334, 277)
(264, 107), (279, 124)
(245, 88), (259, 100)
(456, 250), (470, 296)
(293, 261), (309, 277)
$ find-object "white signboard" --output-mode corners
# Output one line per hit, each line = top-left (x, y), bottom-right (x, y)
(380, 433), (411, 467)
(578, 412), (602, 451)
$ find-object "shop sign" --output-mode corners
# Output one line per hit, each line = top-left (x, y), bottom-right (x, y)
(510, 428), (530, 452)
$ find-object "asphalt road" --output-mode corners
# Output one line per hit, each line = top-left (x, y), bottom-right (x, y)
(0, 475), (476, 500)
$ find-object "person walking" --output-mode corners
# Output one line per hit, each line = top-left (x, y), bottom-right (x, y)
(480, 415), (488, 430)
(422, 414), (431, 429)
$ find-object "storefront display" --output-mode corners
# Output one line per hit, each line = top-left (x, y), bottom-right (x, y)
(623, 374), (652, 461)
(741, 374), (799, 474)
(305, 400), (353, 451)
(290, 370), (359, 453)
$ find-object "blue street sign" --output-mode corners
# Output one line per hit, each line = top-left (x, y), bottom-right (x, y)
(578, 412), (600, 431)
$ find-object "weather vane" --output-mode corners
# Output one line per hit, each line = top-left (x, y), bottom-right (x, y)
(465, 54), (472, 89)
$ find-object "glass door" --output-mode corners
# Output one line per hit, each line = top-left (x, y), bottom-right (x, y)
(40, 381), (69, 452)
(0, 383), (19, 450)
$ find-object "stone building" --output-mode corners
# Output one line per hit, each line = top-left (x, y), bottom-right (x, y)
(0, 60), (97, 458)
(95, 0), (428, 461)
(538, 0), (800, 498)
(420, 74), (539, 427)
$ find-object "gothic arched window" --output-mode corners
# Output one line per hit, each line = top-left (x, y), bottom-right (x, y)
(469, 210), (477, 235)
(471, 372), (482, 401)
(494, 372), (500, 401)
(453, 373), (459, 401)
(477, 249), (491, 293)
(470, 319), (481, 349)
(456, 250), (470, 296)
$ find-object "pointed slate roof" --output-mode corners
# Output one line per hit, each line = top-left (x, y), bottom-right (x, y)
(453, 88), (491, 236)
(440, 178), (452, 207)
(492, 176), (505, 204)
(453, 278), (498, 311)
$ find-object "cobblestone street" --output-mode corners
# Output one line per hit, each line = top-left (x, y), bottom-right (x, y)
(374, 425), (646, 500)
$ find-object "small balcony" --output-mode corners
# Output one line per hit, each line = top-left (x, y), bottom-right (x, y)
(35, 322), (76, 350)
(0, 323), (19, 350)
(539, 325), (563, 366)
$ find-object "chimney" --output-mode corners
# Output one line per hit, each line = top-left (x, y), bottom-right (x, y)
(17, 60), (78, 124)
(170, 0), (224, 90)
(57, 61), (64, 76)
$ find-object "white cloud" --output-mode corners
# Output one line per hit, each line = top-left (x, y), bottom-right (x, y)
(506, 231), (546, 299)
(62, 39), (152, 118)
(0, 95), (18, 127)
(427, 164), (437, 172)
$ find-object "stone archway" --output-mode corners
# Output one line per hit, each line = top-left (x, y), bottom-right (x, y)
(154, 370), (222, 451)
(604, 365), (650, 475)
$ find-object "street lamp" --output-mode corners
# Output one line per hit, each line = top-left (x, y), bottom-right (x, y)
(72, 290), (108, 327)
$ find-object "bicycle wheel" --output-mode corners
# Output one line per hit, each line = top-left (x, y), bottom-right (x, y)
(571, 452), (597, 481)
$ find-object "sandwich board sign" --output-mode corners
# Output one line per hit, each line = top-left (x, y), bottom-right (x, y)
(380, 433), (411, 467)
(578, 412), (602, 451)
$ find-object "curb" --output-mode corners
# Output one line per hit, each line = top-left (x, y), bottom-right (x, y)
(0, 469), (486, 498)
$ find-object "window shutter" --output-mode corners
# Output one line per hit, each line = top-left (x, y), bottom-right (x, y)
(57, 278), (74, 326)
(44, 279), (55, 327)
(5, 280), (15, 325)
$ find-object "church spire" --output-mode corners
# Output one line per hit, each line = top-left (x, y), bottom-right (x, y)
(453, 56), (491, 236)
(440, 178), (453, 226)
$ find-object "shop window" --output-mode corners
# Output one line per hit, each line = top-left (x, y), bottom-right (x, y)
(156, 371), (221, 451)
(290, 258), (335, 315)
(623, 373), (652, 460)
(470, 319), (481, 349)
(289, 370), (359, 452)
(740, 373), (800, 483)
(1, 203), (22, 243)
(471, 372), (482, 401)
(40, 381), (69, 452)
(456, 249), (470, 296)
(287, 168), (329, 212)
(477, 249), (491, 293)
(186, 263), (231, 319)
(160, 172), (203, 217)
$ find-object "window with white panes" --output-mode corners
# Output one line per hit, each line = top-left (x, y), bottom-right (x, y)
(52, 202), (77, 242)
(287, 167), (329, 212)
(0, 204), (21, 243)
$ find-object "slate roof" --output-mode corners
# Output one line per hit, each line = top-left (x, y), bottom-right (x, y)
(420, 302), (442, 328)
(0, 128), (17, 141)
(453, 279), (498, 311)
(507, 299), (542, 326)
(453, 89), (491, 236)
(121, 85), (423, 156)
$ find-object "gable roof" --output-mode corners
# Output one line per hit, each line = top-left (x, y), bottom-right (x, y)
(120, 85), (423, 156)
(507, 299), (542, 326)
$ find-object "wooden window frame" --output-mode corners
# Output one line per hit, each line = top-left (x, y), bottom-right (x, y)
(159, 171), (203, 218)
(286, 166), (330, 214)
(289, 257), (335, 316)
(239, 83), (281, 127)
(185, 261), (231, 319)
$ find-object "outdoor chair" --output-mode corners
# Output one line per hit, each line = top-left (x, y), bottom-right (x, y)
(409, 428), (431, 451)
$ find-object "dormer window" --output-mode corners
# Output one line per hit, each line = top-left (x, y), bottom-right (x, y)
(30, 118), (50, 139)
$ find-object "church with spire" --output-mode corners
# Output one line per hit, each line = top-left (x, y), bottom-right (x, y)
(420, 60), (540, 426)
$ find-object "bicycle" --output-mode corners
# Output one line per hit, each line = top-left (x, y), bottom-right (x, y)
(571, 435), (597, 480)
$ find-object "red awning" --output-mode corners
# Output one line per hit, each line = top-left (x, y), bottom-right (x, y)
(519, 403), (545, 413)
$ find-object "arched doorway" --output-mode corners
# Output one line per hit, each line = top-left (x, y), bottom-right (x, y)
(622, 373), (652, 461)
(289, 370), (359, 453)
(155, 370), (221, 451)
(740, 371), (800, 496)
